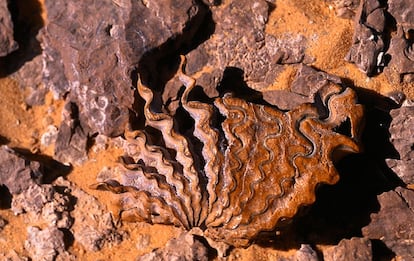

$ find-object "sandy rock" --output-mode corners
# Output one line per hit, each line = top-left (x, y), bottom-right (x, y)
(54, 177), (122, 251)
(362, 187), (414, 258)
(0, 215), (7, 231)
(25, 226), (71, 261)
(41, 0), (206, 137)
(385, 101), (414, 184)
(262, 64), (341, 110)
(0, 146), (43, 195)
(323, 237), (372, 261)
(0, 0), (18, 57)
(0, 250), (29, 261)
(331, 0), (360, 19)
(175, 0), (308, 101)
(137, 232), (208, 261)
(345, 0), (385, 75)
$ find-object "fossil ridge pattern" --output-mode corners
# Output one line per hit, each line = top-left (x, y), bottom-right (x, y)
(93, 57), (364, 247)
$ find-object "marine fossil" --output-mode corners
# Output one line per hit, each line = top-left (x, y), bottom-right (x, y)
(92, 56), (364, 248)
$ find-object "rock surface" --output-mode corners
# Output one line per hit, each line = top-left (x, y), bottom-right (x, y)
(323, 237), (372, 261)
(25, 226), (72, 261)
(137, 232), (208, 261)
(362, 187), (414, 258)
(384, 0), (414, 84)
(0, 146), (43, 195)
(0, 0), (18, 57)
(262, 64), (342, 110)
(41, 0), (206, 137)
(178, 0), (307, 100)
(386, 100), (414, 184)
(345, 0), (385, 75)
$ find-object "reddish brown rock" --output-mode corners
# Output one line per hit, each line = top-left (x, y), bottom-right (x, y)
(179, 0), (307, 99)
(386, 100), (414, 184)
(41, 0), (206, 136)
(262, 64), (341, 110)
(0, 0), (18, 57)
(384, 0), (414, 84)
(362, 187), (414, 258)
(323, 237), (372, 261)
(345, 0), (386, 75)
(331, 0), (361, 19)
(0, 146), (43, 195)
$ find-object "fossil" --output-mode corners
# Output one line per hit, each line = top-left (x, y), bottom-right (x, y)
(92, 56), (364, 248)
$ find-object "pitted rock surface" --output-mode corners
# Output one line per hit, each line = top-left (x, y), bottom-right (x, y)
(41, 0), (205, 136)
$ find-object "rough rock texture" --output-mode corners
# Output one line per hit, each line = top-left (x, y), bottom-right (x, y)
(331, 0), (361, 19)
(0, 0), (18, 57)
(384, 0), (414, 84)
(0, 146), (43, 195)
(177, 0), (307, 99)
(54, 102), (89, 166)
(54, 177), (122, 251)
(12, 55), (46, 106)
(137, 232), (208, 261)
(386, 100), (414, 184)
(25, 226), (73, 261)
(41, 0), (206, 137)
(345, 0), (385, 75)
(323, 237), (372, 261)
(262, 64), (342, 110)
(11, 183), (73, 228)
(362, 187), (414, 258)
(292, 244), (319, 261)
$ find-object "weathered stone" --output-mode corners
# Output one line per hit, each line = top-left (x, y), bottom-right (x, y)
(25, 226), (70, 261)
(54, 102), (88, 166)
(11, 55), (46, 106)
(384, 0), (414, 84)
(331, 0), (360, 19)
(293, 244), (319, 261)
(178, 0), (307, 100)
(41, 0), (205, 136)
(54, 177), (122, 251)
(137, 232), (208, 261)
(0, 0), (18, 57)
(323, 237), (372, 261)
(0, 146), (43, 195)
(11, 183), (73, 229)
(345, 0), (385, 75)
(362, 187), (414, 258)
(262, 64), (342, 110)
(386, 100), (414, 184)
(0, 250), (29, 261)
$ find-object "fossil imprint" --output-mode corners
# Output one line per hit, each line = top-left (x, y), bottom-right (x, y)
(92, 56), (364, 247)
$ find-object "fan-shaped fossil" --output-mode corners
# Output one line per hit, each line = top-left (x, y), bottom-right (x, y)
(92, 56), (364, 248)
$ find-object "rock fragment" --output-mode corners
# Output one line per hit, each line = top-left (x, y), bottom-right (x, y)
(345, 0), (385, 75)
(0, 146), (43, 195)
(54, 102), (88, 166)
(41, 0), (206, 137)
(384, 0), (414, 84)
(180, 0), (307, 99)
(0, 215), (7, 231)
(137, 232), (208, 261)
(331, 0), (360, 19)
(323, 237), (372, 261)
(25, 226), (73, 261)
(262, 64), (341, 110)
(292, 244), (319, 261)
(362, 187), (414, 258)
(0, 0), (18, 56)
(54, 177), (122, 252)
(385, 100), (414, 184)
